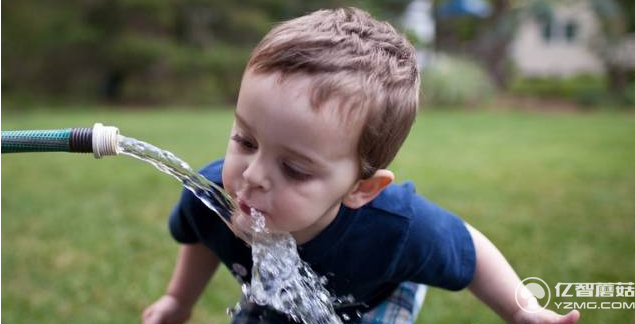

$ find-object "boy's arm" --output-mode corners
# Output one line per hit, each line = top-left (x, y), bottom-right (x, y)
(167, 243), (220, 309)
(143, 243), (220, 324)
(465, 224), (580, 324)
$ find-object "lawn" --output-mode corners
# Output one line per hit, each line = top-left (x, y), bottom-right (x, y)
(2, 107), (634, 324)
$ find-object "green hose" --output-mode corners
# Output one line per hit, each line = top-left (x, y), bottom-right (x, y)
(2, 123), (119, 158)
(2, 129), (76, 153)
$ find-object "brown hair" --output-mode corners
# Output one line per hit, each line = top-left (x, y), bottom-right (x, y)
(247, 7), (419, 179)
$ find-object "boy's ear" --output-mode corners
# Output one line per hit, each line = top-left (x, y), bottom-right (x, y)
(342, 169), (394, 209)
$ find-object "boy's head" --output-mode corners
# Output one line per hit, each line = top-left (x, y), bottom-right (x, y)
(223, 8), (419, 243)
(247, 7), (420, 179)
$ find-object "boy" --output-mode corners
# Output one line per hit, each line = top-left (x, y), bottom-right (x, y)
(143, 7), (580, 324)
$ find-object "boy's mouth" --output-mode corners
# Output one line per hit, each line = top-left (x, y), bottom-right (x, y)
(237, 200), (265, 218)
(238, 201), (252, 215)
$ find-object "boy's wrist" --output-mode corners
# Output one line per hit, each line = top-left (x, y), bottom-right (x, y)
(165, 291), (196, 311)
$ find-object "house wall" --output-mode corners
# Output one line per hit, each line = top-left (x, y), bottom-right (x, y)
(511, 1), (604, 77)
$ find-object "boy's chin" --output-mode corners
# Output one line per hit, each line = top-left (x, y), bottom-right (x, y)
(231, 210), (256, 233)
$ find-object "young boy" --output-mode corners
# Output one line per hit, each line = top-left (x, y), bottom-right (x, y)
(143, 7), (580, 324)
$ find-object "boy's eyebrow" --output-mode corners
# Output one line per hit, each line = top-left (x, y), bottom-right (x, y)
(234, 112), (254, 133)
(281, 146), (324, 169)
(234, 111), (325, 169)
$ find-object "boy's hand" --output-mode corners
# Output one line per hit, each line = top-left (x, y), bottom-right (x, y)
(142, 295), (192, 324)
(465, 225), (581, 324)
(512, 309), (580, 324)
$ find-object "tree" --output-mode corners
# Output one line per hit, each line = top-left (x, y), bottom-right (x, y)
(590, 0), (635, 93)
(2, 0), (415, 105)
(433, 0), (523, 89)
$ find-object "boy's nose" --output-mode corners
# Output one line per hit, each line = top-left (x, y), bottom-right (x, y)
(242, 159), (271, 191)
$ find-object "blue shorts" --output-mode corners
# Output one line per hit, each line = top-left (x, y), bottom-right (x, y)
(230, 282), (427, 324)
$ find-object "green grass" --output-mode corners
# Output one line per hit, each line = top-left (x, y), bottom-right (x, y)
(2, 108), (635, 323)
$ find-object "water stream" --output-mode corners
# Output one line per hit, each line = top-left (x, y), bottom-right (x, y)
(116, 135), (343, 324)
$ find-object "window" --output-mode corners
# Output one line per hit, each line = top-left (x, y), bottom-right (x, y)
(565, 20), (579, 42)
(541, 19), (553, 42)
(540, 18), (579, 43)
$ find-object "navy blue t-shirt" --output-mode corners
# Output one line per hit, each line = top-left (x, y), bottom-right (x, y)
(169, 159), (475, 320)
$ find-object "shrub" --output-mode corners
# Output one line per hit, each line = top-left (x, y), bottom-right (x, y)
(510, 75), (607, 101)
(421, 54), (496, 107)
(118, 43), (250, 105)
(622, 82), (635, 107)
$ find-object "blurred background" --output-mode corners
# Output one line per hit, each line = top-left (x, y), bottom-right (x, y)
(3, 0), (635, 107)
(2, 0), (634, 323)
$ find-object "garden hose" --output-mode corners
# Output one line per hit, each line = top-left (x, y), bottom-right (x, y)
(1, 123), (119, 158)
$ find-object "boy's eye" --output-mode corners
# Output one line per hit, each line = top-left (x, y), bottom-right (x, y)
(231, 134), (257, 151)
(282, 162), (312, 181)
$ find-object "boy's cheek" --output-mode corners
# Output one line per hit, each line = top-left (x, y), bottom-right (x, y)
(221, 165), (237, 195)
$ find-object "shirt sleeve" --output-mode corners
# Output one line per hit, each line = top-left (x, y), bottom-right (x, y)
(392, 189), (476, 291)
(169, 189), (202, 244)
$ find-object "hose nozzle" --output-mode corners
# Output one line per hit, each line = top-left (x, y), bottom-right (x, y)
(92, 123), (119, 158)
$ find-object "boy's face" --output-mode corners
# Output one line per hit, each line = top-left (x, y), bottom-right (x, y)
(222, 71), (362, 244)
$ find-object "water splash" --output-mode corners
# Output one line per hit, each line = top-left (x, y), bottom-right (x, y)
(116, 135), (343, 324)
(245, 208), (343, 324)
